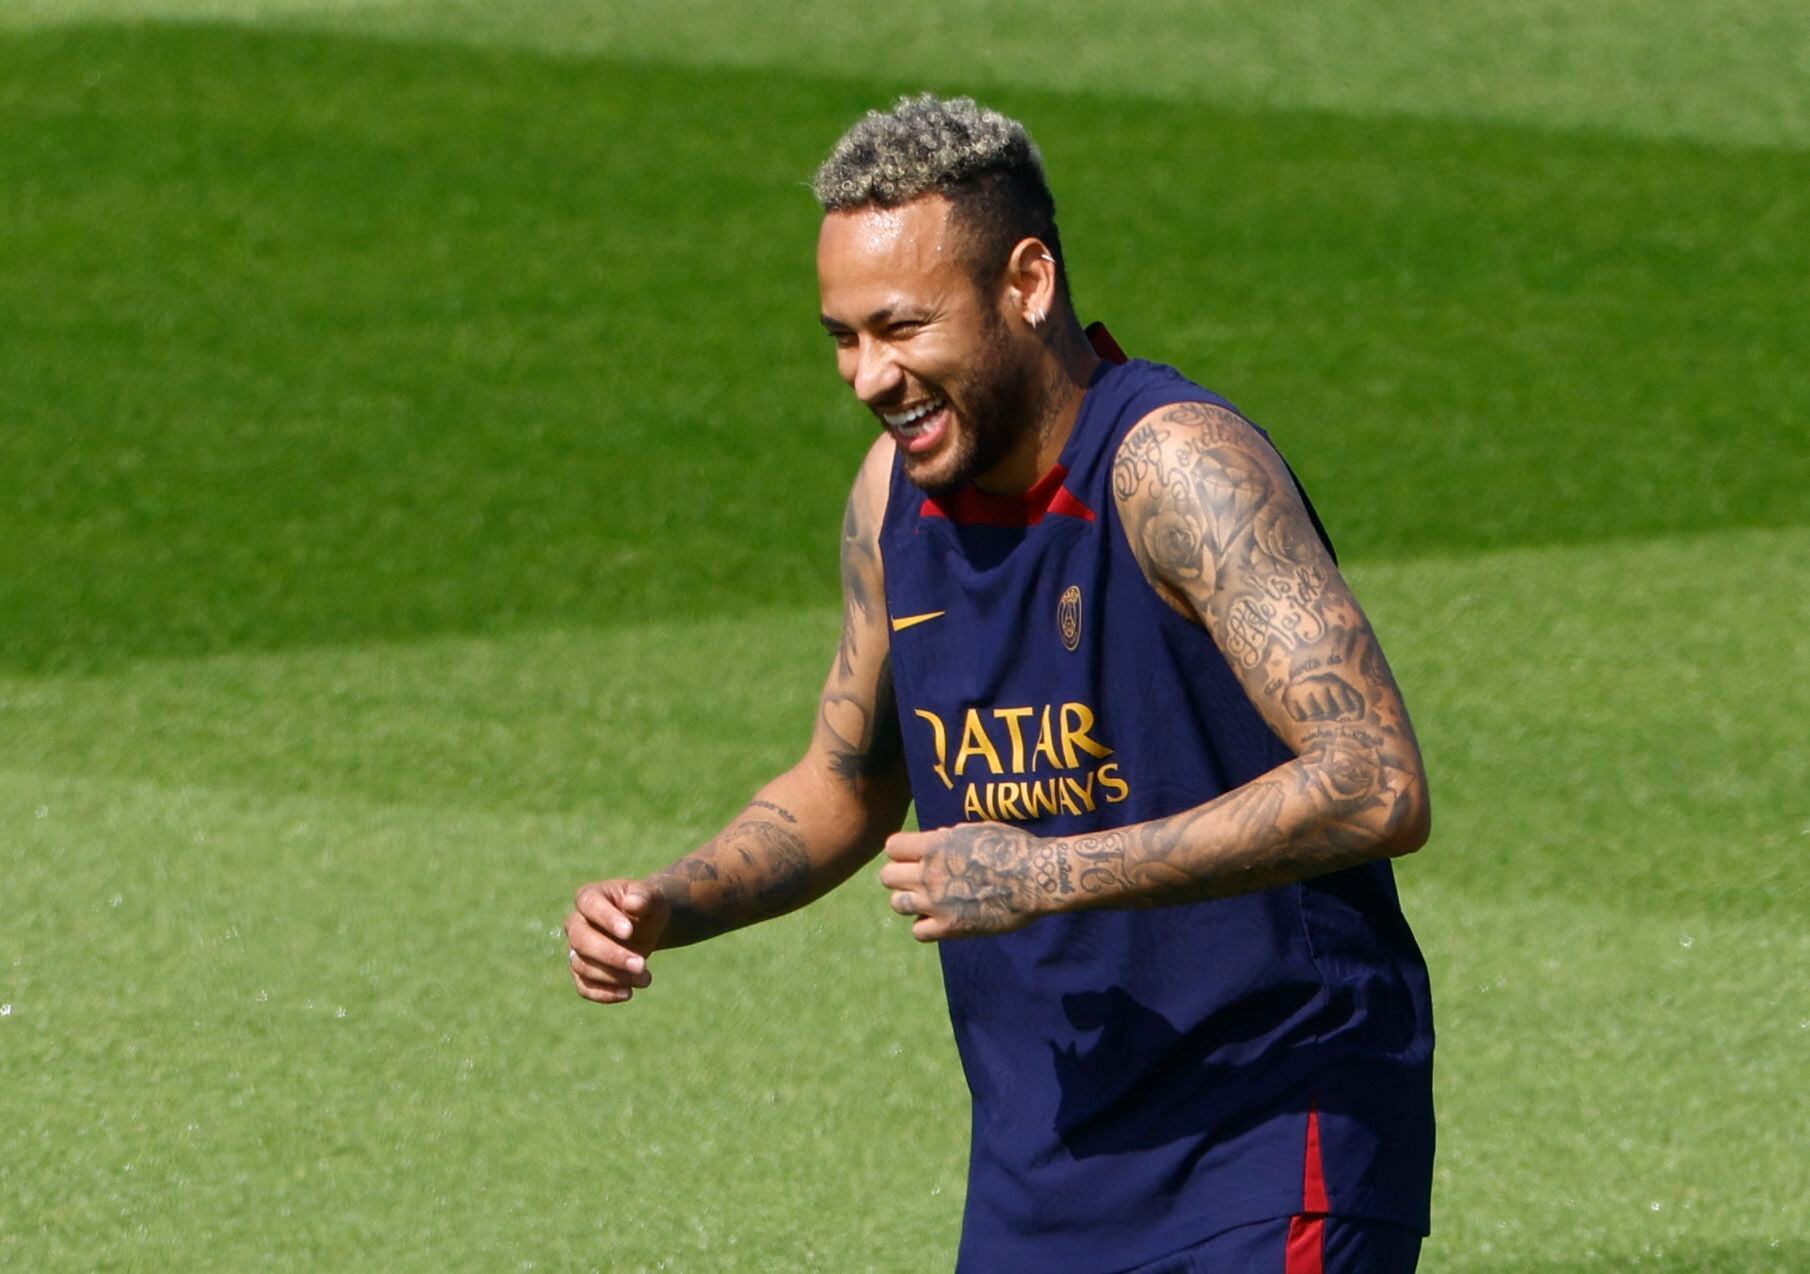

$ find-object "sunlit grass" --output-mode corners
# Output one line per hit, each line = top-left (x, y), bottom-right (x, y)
(3, 8), (1807, 1270)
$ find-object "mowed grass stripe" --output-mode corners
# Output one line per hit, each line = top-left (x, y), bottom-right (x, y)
(3, 767), (1804, 1270)
(0, 607), (838, 829)
(1414, 881), (1810, 1271)
(4, 524), (1805, 917)
(0, 768), (965, 1272)
(1362, 523), (1810, 922)
(4, 25), (1807, 671)
(7, 0), (1810, 152)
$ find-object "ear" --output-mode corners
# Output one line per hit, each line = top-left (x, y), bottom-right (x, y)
(1003, 237), (1059, 331)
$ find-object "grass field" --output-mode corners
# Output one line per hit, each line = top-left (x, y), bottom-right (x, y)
(3, 4), (1808, 1269)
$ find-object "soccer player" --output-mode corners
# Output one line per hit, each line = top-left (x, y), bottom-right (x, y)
(567, 94), (1434, 1273)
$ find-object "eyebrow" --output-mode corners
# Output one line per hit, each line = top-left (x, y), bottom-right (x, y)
(820, 305), (926, 332)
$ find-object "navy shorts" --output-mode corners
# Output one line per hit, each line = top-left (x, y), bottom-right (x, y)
(1119, 1214), (1423, 1273)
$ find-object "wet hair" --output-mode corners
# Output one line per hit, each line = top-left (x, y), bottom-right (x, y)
(811, 93), (1071, 306)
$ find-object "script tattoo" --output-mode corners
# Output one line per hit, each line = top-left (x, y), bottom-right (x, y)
(1085, 401), (1429, 903)
(747, 799), (797, 824)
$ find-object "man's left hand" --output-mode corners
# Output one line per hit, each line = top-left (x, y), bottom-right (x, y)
(879, 822), (1068, 941)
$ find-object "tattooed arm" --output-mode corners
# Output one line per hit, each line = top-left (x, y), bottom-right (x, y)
(568, 437), (911, 1000)
(881, 404), (1427, 940)
(1062, 401), (1430, 904)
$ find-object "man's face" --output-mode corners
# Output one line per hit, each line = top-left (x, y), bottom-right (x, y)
(817, 196), (1036, 495)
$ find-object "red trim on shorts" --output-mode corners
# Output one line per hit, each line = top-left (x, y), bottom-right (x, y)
(1285, 1214), (1326, 1274)
(1303, 1106), (1330, 1214)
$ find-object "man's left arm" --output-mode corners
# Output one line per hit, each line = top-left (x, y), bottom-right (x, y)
(880, 401), (1429, 940)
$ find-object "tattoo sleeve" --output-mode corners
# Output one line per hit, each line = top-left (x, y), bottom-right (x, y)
(644, 446), (910, 947)
(1065, 403), (1430, 907)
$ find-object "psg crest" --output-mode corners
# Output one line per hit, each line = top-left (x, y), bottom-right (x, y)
(1058, 585), (1083, 652)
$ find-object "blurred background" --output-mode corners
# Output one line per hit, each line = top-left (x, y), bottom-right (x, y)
(2, 2), (1806, 1268)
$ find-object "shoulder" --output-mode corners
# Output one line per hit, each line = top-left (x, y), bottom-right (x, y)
(842, 433), (895, 568)
(845, 433), (895, 535)
(853, 432), (896, 502)
(1110, 399), (1284, 513)
(1110, 399), (1327, 604)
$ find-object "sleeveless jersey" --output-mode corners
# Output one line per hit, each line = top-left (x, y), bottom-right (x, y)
(877, 339), (1435, 1272)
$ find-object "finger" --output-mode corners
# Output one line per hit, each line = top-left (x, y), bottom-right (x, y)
(884, 831), (929, 862)
(572, 959), (631, 990)
(877, 860), (921, 890)
(570, 946), (652, 989)
(890, 890), (919, 917)
(912, 916), (946, 943)
(621, 888), (654, 917)
(572, 971), (632, 1004)
(567, 915), (650, 980)
(572, 949), (650, 990)
(573, 888), (636, 942)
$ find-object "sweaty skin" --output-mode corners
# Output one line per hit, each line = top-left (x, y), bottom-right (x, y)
(568, 195), (1083, 998)
(566, 439), (909, 1000)
(569, 192), (1428, 990)
(877, 400), (1430, 940)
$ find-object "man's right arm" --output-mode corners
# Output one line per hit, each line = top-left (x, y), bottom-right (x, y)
(566, 437), (909, 1003)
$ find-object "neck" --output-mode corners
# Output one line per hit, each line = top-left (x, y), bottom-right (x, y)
(974, 317), (1102, 494)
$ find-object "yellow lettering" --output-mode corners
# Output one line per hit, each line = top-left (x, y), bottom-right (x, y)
(1032, 704), (1064, 772)
(1067, 770), (1099, 813)
(1025, 780), (1060, 819)
(1056, 780), (1082, 817)
(1059, 702), (1114, 768)
(914, 709), (954, 790)
(995, 783), (1025, 821)
(1097, 762), (1131, 804)
(994, 706), (1034, 773)
(955, 708), (1005, 776)
(962, 784), (987, 821)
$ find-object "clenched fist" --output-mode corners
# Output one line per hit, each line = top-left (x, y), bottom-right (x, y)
(566, 879), (671, 1004)
(878, 822), (1067, 941)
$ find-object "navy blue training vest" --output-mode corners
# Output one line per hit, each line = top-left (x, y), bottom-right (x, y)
(878, 342), (1435, 1272)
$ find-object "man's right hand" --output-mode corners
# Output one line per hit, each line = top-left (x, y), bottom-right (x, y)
(567, 880), (670, 1004)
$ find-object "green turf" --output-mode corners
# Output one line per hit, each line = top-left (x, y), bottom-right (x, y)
(4, 24), (1806, 672)
(6, 530), (1808, 1269)
(3, 5), (1808, 1270)
(10, 0), (1810, 151)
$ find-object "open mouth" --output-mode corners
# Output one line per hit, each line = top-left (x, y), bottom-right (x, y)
(881, 398), (949, 454)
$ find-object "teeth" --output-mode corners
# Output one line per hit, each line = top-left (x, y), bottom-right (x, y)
(883, 399), (944, 432)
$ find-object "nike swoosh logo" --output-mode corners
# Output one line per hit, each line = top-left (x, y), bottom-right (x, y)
(891, 610), (946, 632)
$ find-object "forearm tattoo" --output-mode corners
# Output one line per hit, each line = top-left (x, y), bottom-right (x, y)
(648, 801), (812, 947)
(1073, 402), (1429, 905)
